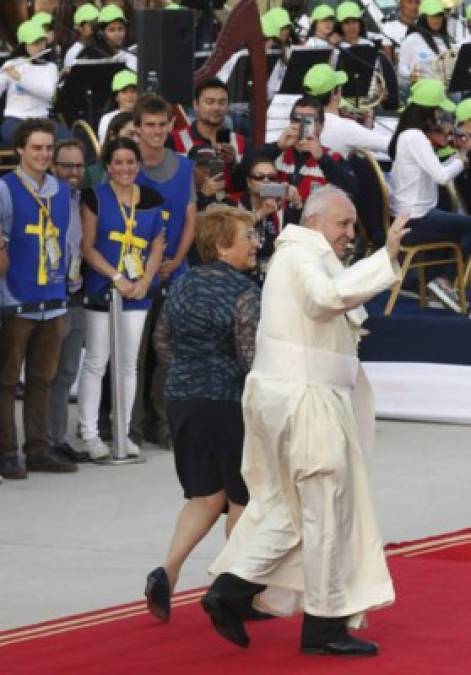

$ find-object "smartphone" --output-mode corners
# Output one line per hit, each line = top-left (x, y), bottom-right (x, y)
(259, 182), (287, 199)
(208, 158), (225, 177)
(299, 115), (317, 141)
(216, 128), (231, 143)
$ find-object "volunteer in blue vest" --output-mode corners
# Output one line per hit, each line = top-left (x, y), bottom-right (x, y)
(129, 94), (196, 449)
(0, 118), (76, 480)
(78, 137), (165, 461)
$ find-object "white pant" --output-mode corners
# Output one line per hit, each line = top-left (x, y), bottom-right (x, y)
(78, 309), (147, 441)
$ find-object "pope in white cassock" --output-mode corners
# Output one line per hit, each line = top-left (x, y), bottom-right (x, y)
(201, 186), (410, 657)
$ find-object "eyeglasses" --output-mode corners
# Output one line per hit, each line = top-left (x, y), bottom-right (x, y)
(249, 173), (278, 181)
(55, 162), (85, 171)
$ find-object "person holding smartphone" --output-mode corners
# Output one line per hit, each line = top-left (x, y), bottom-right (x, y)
(238, 155), (297, 282)
(171, 78), (246, 193)
(188, 146), (236, 213)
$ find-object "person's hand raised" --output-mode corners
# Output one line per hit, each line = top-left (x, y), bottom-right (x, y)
(386, 213), (411, 260)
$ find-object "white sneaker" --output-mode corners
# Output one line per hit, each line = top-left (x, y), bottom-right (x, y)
(427, 280), (463, 314)
(83, 437), (110, 461)
(126, 438), (140, 458)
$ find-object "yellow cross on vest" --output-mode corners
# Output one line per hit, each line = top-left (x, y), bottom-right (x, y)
(25, 210), (60, 285)
(109, 226), (147, 273)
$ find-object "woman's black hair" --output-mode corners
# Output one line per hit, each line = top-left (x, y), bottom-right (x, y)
(335, 17), (367, 40)
(9, 43), (28, 59)
(105, 111), (134, 143)
(406, 14), (451, 53)
(388, 103), (439, 159)
(102, 136), (141, 166)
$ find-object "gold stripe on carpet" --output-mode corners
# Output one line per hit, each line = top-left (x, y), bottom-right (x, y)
(0, 591), (204, 647)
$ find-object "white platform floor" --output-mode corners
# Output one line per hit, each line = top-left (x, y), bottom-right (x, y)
(1, 406), (470, 631)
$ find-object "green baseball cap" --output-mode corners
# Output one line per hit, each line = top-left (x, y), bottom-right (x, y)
(419, 0), (444, 15)
(98, 4), (126, 24)
(466, 4), (471, 19)
(303, 63), (348, 95)
(31, 11), (53, 27)
(112, 69), (138, 92)
(311, 4), (336, 22)
(336, 1), (363, 22)
(261, 8), (292, 38)
(74, 3), (100, 25)
(456, 98), (471, 123)
(408, 79), (455, 112)
(17, 19), (47, 45)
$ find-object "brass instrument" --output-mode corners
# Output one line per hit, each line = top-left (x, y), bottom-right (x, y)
(341, 68), (387, 121)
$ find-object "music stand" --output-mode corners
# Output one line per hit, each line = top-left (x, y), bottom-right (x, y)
(279, 48), (332, 94)
(336, 45), (378, 104)
(449, 43), (471, 94)
(222, 49), (282, 103)
(56, 60), (123, 129)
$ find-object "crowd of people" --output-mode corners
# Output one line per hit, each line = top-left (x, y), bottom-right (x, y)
(1, 0), (471, 656)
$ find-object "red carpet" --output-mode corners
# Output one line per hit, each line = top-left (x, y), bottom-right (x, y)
(1, 528), (471, 675)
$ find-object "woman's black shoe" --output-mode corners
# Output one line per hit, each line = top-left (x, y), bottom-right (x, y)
(145, 567), (171, 622)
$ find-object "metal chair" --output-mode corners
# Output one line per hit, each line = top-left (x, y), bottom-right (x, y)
(353, 149), (467, 316)
(71, 119), (100, 164)
(0, 147), (16, 176)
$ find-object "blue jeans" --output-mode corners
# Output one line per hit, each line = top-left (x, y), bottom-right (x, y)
(403, 208), (471, 281)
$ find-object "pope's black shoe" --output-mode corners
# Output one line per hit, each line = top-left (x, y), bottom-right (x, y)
(145, 566), (171, 622)
(201, 589), (250, 648)
(300, 613), (378, 657)
(301, 634), (378, 656)
(201, 573), (267, 648)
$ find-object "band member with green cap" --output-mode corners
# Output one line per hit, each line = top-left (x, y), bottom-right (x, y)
(64, 3), (100, 69)
(261, 7), (293, 46)
(335, 1), (375, 47)
(398, 0), (454, 90)
(302, 63), (391, 157)
(306, 5), (339, 48)
(77, 3), (136, 72)
(0, 20), (63, 143)
(389, 79), (471, 312)
(98, 69), (138, 144)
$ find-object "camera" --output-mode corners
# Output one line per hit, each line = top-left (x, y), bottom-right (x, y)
(259, 182), (288, 199)
(298, 115), (317, 141)
(208, 158), (225, 177)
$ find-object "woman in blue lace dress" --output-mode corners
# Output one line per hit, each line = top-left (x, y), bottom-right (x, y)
(145, 205), (261, 623)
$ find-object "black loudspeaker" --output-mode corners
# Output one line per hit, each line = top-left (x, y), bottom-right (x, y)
(135, 9), (195, 105)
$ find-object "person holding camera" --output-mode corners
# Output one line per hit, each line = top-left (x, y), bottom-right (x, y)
(256, 94), (358, 224)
